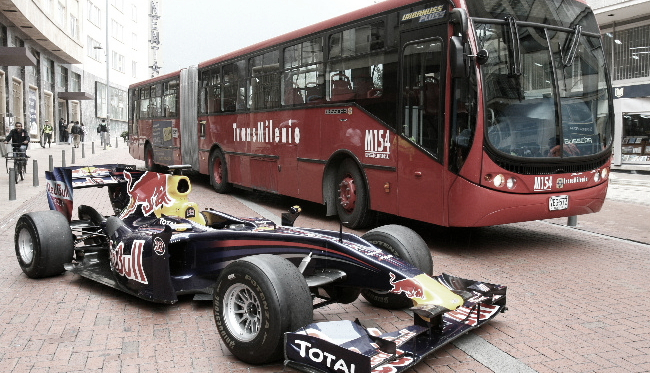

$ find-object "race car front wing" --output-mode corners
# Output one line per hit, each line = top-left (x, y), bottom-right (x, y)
(285, 274), (506, 373)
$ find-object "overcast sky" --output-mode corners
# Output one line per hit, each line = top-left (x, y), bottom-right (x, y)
(159, 0), (381, 74)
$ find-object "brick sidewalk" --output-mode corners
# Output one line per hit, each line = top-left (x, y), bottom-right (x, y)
(2, 147), (650, 372)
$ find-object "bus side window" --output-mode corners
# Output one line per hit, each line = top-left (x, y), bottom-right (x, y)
(282, 38), (324, 106)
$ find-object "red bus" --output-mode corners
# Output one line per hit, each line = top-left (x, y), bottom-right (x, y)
(128, 0), (613, 228)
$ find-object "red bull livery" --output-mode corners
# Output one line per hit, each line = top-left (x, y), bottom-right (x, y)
(16, 164), (507, 372)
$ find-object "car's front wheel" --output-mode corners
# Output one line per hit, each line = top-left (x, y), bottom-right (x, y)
(213, 254), (312, 364)
(360, 225), (433, 309)
(15, 211), (74, 278)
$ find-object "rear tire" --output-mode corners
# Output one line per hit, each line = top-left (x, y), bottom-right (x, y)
(209, 149), (232, 193)
(144, 144), (157, 172)
(360, 225), (432, 309)
(15, 211), (74, 278)
(213, 254), (312, 364)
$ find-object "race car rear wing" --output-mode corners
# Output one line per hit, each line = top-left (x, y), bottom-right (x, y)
(45, 164), (135, 221)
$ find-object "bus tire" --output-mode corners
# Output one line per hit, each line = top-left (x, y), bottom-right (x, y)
(213, 254), (313, 364)
(15, 211), (74, 279)
(210, 149), (232, 193)
(335, 158), (374, 228)
(144, 144), (157, 172)
(360, 225), (433, 309)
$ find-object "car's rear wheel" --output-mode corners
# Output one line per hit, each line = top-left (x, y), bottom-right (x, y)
(213, 254), (312, 364)
(15, 211), (74, 278)
(360, 225), (432, 309)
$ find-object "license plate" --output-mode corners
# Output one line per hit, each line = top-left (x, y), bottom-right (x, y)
(549, 195), (569, 211)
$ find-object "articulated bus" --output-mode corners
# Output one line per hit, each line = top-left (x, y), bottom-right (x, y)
(128, 0), (613, 228)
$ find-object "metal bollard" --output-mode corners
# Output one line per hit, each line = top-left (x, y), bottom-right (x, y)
(82, 143), (85, 158)
(62, 150), (66, 167)
(33, 160), (38, 186)
(9, 168), (16, 200)
(49, 155), (53, 172)
(103, 140), (107, 150)
(92, 141), (95, 154)
(72, 147), (76, 164)
(567, 216), (577, 226)
(115, 136), (118, 148)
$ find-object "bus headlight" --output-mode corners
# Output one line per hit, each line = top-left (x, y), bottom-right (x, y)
(594, 172), (601, 182)
(601, 168), (609, 180)
(493, 174), (505, 188)
(506, 177), (517, 189)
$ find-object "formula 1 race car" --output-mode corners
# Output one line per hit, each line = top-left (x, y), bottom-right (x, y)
(15, 164), (507, 373)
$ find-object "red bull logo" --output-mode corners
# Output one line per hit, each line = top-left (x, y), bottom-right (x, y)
(110, 240), (148, 284)
(120, 171), (174, 218)
(389, 273), (424, 299)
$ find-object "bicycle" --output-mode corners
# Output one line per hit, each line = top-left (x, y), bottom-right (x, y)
(3, 143), (29, 183)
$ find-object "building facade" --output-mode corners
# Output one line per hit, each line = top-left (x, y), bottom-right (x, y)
(0, 0), (160, 145)
(591, 0), (650, 167)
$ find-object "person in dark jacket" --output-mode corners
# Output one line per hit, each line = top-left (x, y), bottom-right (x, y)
(5, 122), (30, 155)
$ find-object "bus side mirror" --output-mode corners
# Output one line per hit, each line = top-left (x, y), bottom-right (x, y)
(450, 36), (465, 78)
(450, 8), (468, 43)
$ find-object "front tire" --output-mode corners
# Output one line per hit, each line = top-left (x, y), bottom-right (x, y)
(213, 254), (312, 364)
(15, 211), (74, 278)
(335, 159), (374, 228)
(209, 149), (232, 193)
(360, 225), (432, 309)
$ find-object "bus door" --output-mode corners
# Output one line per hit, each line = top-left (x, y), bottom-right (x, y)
(397, 28), (447, 225)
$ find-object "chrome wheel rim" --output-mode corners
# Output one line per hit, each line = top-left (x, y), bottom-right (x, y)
(17, 228), (34, 265)
(223, 283), (261, 342)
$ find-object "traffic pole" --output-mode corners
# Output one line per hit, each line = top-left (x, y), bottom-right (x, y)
(8, 168), (16, 200)
(32, 160), (38, 186)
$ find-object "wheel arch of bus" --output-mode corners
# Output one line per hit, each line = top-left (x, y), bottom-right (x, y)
(322, 149), (371, 218)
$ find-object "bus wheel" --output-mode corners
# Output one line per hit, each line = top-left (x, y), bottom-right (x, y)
(336, 159), (373, 228)
(145, 144), (157, 171)
(210, 149), (232, 193)
(360, 225), (433, 309)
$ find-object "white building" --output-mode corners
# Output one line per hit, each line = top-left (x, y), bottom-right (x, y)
(0, 0), (161, 143)
(590, 0), (650, 168)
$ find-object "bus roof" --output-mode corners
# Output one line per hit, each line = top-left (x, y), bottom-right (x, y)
(129, 69), (181, 89)
(197, 0), (421, 69)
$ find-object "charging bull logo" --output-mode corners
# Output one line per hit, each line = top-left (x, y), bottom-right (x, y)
(110, 240), (148, 284)
(388, 273), (424, 299)
(120, 171), (174, 218)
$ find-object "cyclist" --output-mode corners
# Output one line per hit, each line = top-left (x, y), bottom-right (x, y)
(5, 121), (30, 168)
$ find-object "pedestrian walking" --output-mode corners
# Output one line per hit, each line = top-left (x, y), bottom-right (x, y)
(80, 122), (86, 142)
(58, 118), (67, 143)
(71, 121), (82, 148)
(98, 119), (109, 147)
(42, 120), (53, 148)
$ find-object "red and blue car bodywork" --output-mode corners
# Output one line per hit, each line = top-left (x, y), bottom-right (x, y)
(35, 165), (507, 372)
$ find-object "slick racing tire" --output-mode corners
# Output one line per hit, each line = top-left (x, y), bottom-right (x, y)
(360, 225), (433, 309)
(209, 148), (232, 194)
(15, 211), (74, 278)
(213, 254), (313, 364)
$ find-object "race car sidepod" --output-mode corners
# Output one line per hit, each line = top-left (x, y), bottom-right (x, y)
(285, 274), (507, 373)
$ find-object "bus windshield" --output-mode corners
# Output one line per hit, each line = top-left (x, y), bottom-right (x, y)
(476, 21), (611, 159)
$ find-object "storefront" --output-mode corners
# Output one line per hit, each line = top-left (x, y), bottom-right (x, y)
(613, 83), (650, 166)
